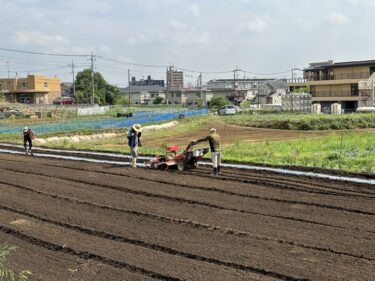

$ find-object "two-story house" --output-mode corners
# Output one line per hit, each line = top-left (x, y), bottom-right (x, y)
(304, 60), (375, 113)
(0, 75), (61, 104)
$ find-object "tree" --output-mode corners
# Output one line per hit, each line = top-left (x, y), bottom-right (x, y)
(209, 96), (230, 109)
(0, 90), (4, 102)
(74, 69), (120, 105)
(153, 96), (164, 105)
(116, 95), (130, 106)
(293, 86), (309, 93)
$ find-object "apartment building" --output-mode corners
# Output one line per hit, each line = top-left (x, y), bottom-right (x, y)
(0, 75), (61, 104)
(130, 75), (164, 87)
(166, 67), (183, 90)
(304, 60), (375, 113)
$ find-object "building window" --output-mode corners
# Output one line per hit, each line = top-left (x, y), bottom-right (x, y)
(351, 84), (359, 96)
(21, 82), (28, 88)
(44, 82), (48, 87)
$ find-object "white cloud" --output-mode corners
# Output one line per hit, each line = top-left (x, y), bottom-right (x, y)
(327, 12), (348, 24)
(189, 3), (200, 16)
(12, 31), (69, 46)
(240, 18), (267, 32)
(196, 32), (210, 44)
(169, 20), (187, 31)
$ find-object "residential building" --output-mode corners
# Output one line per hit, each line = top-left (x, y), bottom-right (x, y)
(207, 78), (272, 102)
(257, 79), (289, 105)
(166, 67), (183, 90)
(0, 75), (61, 104)
(120, 85), (165, 105)
(303, 60), (375, 113)
(358, 73), (375, 107)
(165, 89), (212, 106)
(130, 75), (164, 87)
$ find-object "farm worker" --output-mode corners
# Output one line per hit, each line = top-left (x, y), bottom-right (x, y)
(127, 124), (142, 168)
(23, 127), (34, 155)
(193, 128), (221, 175)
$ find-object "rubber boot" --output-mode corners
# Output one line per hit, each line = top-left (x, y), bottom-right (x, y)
(131, 158), (137, 168)
(217, 166), (221, 174)
(212, 167), (218, 176)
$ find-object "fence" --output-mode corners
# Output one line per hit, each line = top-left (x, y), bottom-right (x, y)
(0, 108), (209, 135)
(77, 105), (110, 116)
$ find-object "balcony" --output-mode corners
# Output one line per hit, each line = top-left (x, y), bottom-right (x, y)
(311, 90), (358, 97)
(306, 72), (370, 81)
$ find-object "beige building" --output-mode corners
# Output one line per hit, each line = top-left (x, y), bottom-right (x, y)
(166, 67), (183, 90)
(0, 75), (61, 104)
(303, 60), (375, 113)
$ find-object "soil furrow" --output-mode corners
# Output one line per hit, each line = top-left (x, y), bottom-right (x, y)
(2, 200), (373, 263)
(0, 224), (181, 281)
(187, 169), (375, 197)
(0, 207), (312, 281)
(0, 168), (360, 231)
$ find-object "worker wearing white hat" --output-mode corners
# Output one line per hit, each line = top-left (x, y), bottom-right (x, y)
(193, 128), (221, 175)
(23, 127), (34, 155)
(127, 124), (142, 168)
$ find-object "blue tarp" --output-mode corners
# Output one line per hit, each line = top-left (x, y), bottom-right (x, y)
(0, 109), (208, 135)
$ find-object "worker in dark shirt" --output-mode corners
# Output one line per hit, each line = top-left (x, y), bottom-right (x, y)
(194, 128), (221, 175)
(23, 127), (34, 155)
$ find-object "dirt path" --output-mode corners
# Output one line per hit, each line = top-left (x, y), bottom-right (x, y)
(145, 119), (329, 148)
(0, 153), (374, 281)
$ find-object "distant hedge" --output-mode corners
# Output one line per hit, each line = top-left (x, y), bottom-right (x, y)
(224, 113), (375, 130)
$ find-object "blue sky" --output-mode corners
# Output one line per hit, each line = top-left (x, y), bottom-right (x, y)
(0, 0), (374, 86)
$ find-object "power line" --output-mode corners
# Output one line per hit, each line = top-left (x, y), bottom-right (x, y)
(0, 47), (90, 57)
(0, 47), (304, 79)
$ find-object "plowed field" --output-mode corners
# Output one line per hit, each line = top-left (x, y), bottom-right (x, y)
(0, 153), (374, 281)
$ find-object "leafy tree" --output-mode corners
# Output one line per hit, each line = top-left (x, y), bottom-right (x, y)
(293, 86), (309, 93)
(153, 96), (164, 105)
(74, 69), (120, 105)
(241, 100), (250, 108)
(116, 95), (130, 106)
(209, 96), (229, 109)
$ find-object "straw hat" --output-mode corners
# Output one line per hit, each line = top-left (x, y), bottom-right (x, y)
(210, 128), (216, 133)
(132, 124), (142, 132)
(24, 127), (29, 133)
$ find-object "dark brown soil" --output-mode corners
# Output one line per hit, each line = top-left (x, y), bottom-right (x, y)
(0, 153), (374, 281)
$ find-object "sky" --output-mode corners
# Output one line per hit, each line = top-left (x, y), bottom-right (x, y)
(0, 0), (374, 86)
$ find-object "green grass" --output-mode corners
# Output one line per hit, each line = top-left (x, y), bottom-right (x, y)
(222, 131), (375, 173)
(224, 112), (375, 130)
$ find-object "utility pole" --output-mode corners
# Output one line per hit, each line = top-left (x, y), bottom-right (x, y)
(71, 60), (76, 97)
(291, 68), (294, 82)
(128, 69), (131, 106)
(90, 52), (95, 105)
(199, 72), (203, 107)
(6, 61), (10, 78)
(166, 67), (169, 105)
